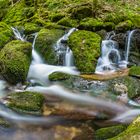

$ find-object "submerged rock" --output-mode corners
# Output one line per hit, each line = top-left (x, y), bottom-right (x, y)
(7, 91), (45, 115)
(0, 40), (32, 84)
(68, 30), (101, 73)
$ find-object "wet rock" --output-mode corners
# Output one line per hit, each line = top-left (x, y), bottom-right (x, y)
(7, 91), (45, 115)
(0, 40), (32, 84)
(49, 72), (71, 81)
(68, 30), (101, 73)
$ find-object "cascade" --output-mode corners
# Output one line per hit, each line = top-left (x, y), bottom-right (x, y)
(11, 27), (26, 41)
(31, 33), (44, 64)
(125, 29), (140, 63)
(54, 28), (77, 66)
(27, 29), (79, 86)
(64, 47), (74, 66)
(95, 40), (124, 74)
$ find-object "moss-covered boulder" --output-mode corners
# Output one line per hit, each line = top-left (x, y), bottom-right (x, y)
(0, 40), (32, 84)
(0, 22), (13, 49)
(4, 0), (35, 25)
(0, 0), (9, 20)
(24, 22), (41, 34)
(115, 20), (134, 32)
(7, 91), (45, 115)
(49, 72), (71, 81)
(68, 30), (101, 73)
(57, 17), (78, 27)
(95, 125), (127, 140)
(35, 28), (64, 64)
(110, 117), (140, 140)
(78, 18), (115, 32)
(70, 4), (92, 20)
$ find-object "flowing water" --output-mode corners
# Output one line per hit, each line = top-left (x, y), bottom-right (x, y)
(0, 28), (140, 139)
(11, 27), (26, 41)
(54, 28), (77, 66)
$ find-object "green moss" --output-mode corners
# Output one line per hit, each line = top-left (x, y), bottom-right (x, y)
(7, 91), (45, 115)
(129, 15), (140, 28)
(4, 0), (35, 25)
(49, 72), (71, 81)
(129, 66), (140, 76)
(79, 18), (103, 31)
(24, 22), (41, 34)
(95, 125), (127, 140)
(35, 28), (64, 64)
(115, 20), (134, 32)
(0, 0), (9, 20)
(79, 18), (115, 31)
(0, 22), (13, 49)
(110, 117), (140, 140)
(68, 30), (101, 73)
(0, 40), (32, 84)
(57, 17), (78, 27)
(49, 13), (65, 22)
(70, 4), (92, 20)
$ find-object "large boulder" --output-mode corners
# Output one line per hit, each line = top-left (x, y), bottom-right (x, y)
(0, 40), (32, 84)
(35, 28), (64, 64)
(68, 30), (101, 73)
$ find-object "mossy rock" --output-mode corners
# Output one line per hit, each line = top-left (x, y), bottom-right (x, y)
(49, 13), (65, 22)
(0, 0), (9, 20)
(24, 22), (41, 34)
(108, 76), (140, 99)
(57, 17), (78, 27)
(68, 30), (101, 73)
(0, 40), (32, 84)
(7, 91), (45, 115)
(95, 125), (127, 140)
(129, 66), (140, 77)
(115, 20), (134, 32)
(79, 18), (115, 32)
(35, 28), (64, 64)
(70, 4), (92, 20)
(4, 0), (35, 25)
(0, 22), (13, 49)
(110, 117), (140, 140)
(129, 15), (140, 28)
(49, 72), (71, 81)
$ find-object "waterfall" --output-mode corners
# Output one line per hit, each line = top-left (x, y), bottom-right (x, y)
(31, 33), (44, 64)
(65, 47), (74, 66)
(11, 27), (26, 41)
(27, 29), (79, 86)
(95, 40), (123, 74)
(54, 28), (77, 66)
(125, 29), (140, 63)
